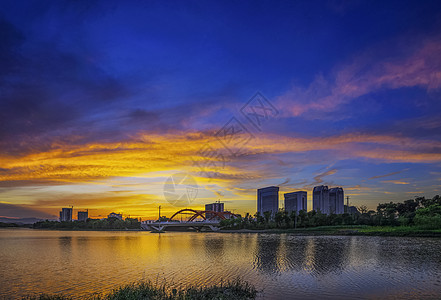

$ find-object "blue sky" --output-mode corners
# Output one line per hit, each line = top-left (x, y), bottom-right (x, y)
(1, 0), (441, 219)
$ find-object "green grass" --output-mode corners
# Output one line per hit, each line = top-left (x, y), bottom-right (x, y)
(23, 296), (70, 300)
(285, 225), (441, 236)
(22, 279), (257, 300)
(222, 225), (441, 237)
(357, 226), (441, 236)
(239, 225), (369, 234)
(291, 225), (368, 231)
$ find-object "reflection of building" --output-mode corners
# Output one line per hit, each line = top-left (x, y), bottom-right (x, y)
(329, 187), (344, 214)
(59, 207), (73, 222)
(108, 212), (122, 220)
(253, 234), (349, 276)
(305, 237), (348, 274)
(284, 191), (307, 213)
(77, 210), (88, 221)
(257, 186), (279, 216)
(313, 186), (345, 214)
(254, 234), (282, 274)
(205, 201), (224, 219)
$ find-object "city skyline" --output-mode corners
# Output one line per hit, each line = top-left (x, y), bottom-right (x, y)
(55, 184), (344, 222)
(1, 1), (441, 220)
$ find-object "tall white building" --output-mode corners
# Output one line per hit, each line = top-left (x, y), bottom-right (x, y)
(77, 210), (88, 221)
(257, 186), (279, 216)
(313, 185), (330, 214)
(313, 185), (344, 214)
(284, 191), (307, 213)
(205, 201), (224, 219)
(59, 207), (72, 222)
(329, 187), (344, 214)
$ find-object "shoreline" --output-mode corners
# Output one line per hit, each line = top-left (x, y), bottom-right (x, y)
(5, 226), (441, 237)
(218, 226), (441, 237)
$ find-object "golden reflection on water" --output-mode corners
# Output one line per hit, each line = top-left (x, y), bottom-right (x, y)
(1, 229), (441, 299)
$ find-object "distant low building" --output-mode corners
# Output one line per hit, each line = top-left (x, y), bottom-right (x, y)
(59, 207), (72, 222)
(108, 212), (123, 220)
(77, 210), (88, 221)
(284, 191), (307, 213)
(345, 205), (360, 215)
(257, 186), (279, 216)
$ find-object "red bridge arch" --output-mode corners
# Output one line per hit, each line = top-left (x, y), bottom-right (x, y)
(169, 209), (238, 221)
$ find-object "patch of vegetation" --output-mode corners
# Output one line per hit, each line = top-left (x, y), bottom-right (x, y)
(33, 217), (141, 230)
(0, 222), (20, 227)
(22, 279), (257, 300)
(220, 195), (441, 234)
(23, 296), (71, 300)
(356, 226), (441, 236)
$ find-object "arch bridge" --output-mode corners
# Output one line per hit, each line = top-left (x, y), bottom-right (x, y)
(141, 209), (238, 232)
(169, 209), (238, 222)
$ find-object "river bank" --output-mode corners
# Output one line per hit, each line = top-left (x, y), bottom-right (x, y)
(8, 225), (441, 237)
(219, 225), (441, 237)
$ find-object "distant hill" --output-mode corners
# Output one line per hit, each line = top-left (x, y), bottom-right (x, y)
(0, 217), (51, 224)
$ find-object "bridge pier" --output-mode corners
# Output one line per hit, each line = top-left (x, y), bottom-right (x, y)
(208, 225), (220, 231)
(150, 225), (165, 232)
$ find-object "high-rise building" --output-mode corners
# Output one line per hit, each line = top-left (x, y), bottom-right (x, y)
(313, 185), (329, 214)
(77, 210), (88, 221)
(257, 186), (279, 216)
(329, 187), (344, 214)
(59, 207), (73, 222)
(313, 186), (345, 214)
(205, 201), (224, 219)
(284, 191), (307, 213)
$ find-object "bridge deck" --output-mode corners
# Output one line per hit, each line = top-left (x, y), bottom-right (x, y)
(141, 221), (221, 231)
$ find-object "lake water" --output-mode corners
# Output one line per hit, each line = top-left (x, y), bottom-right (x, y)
(1, 229), (441, 299)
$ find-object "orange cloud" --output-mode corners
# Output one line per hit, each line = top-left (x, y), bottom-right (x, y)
(1, 130), (440, 218)
(369, 170), (408, 180)
(381, 180), (410, 185)
(1, 131), (440, 185)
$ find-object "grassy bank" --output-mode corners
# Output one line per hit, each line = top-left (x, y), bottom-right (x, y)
(23, 279), (257, 300)
(356, 226), (441, 236)
(220, 225), (441, 237)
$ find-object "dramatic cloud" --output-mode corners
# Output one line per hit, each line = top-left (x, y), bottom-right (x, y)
(277, 35), (441, 118)
(313, 169), (338, 185)
(0, 132), (440, 185)
(1, 1), (441, 217)
(381, 180), (410, 185)
(369, 170), (408, 180)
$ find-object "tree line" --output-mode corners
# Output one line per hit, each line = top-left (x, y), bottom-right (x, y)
(0, 222), (21, 228)
(33, 217), (141, 230)
(220, 195), (441, 230)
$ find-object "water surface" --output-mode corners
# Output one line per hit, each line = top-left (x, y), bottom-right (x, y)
(1, 229), (441, 299)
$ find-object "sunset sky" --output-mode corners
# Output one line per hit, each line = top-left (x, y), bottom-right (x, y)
(1, 0), (441, 220)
